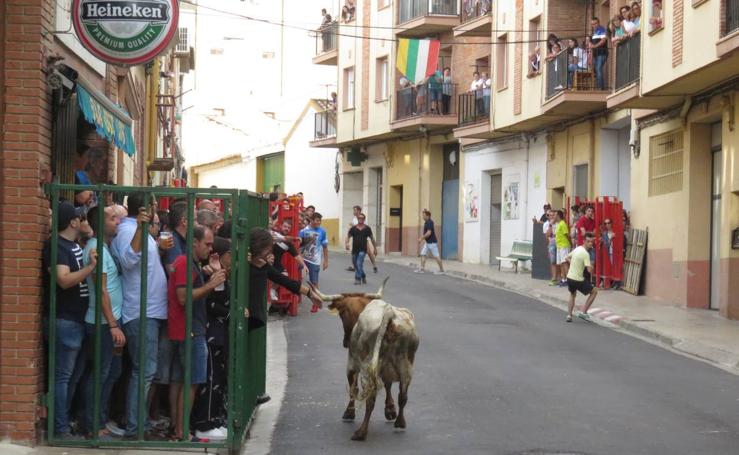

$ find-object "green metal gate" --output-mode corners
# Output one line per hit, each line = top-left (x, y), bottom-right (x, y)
(44, 183), (268, 453)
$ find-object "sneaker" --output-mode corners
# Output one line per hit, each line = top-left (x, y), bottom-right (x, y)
(433, 271), (444, 275)
(150, 417), (170, 431)
(361, 277), (367, 284)
(195, 427), (227, 441)
(269, 288), (278, 301)
(413, 269), (425, 274)
(353, 280), (361, 285)
(373, 266), (378, 273)
(565, 315), (573, 323)
(558, 280), (568, 287)
(311, 303), (319, 313)
(548, 280), (558, 286)
(346, 266), (355, 272)
(577, 312), (591, 321)
(105, 421), (125, 437)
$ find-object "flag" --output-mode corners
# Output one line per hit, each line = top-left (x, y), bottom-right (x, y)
(396, 38), (441, 84)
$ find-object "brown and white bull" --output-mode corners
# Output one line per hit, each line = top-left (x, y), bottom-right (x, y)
(312, 278), (419, 441)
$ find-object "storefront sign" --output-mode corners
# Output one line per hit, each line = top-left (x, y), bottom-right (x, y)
(72, 0), (179, 66)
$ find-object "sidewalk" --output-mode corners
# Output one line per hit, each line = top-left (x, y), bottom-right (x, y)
(380, 253), (739, 375)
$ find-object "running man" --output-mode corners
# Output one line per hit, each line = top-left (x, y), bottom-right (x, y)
(564, 232), (599, 322)
(345, 213), (376, 285)
(415, 210), (444, 275)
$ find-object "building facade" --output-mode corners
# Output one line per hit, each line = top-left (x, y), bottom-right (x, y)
(313, 0), (739, 318)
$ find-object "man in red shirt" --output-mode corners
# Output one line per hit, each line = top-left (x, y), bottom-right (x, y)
(575, 205), (597, 280)
(167, 225), (226, 440)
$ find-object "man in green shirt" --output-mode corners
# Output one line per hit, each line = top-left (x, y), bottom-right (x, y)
(564, 232), (599, 322)
(554, 210), (571, 286)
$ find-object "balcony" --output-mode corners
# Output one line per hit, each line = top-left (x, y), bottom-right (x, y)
(310, 109), (337, 148)
(390, 81), (458, 132)
(454, 0), (493, 37)
(717, 0), (739, 58)
(607, 34), (649, 109)
(312, 21), (338, 65)
(396, 0), (460, 37)
(542, 49), (609, 116)
(453, 90), (492, 138)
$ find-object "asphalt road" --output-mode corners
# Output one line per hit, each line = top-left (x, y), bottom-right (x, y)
(269, 256), (739, 455)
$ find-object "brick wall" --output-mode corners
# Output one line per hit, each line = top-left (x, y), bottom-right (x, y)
(546, 0), (588, 43)
(514, 0), (524, 115)
(672, 0), (684, 67)
(450, 36), (490, 90)
(0, 0), (55, 444)
(360, 0), (371, 131)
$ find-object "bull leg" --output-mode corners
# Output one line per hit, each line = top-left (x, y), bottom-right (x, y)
(384, 381), (397, 421)
(394, 377), (410, 429)
(343, 370), (358, 421)
(351, 392), (376, 441)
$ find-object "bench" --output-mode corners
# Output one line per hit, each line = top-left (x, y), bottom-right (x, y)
(496, 240), (533, 273)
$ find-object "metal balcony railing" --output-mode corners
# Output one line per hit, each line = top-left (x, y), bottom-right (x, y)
(546, 48), (611, 100)
(396, 81), (457, 120)
(461, 0), (492, 23)
(398, 0), (458, 24)
(725, 0), (739, 37)
(314, 110), (336, 140)
(615, 32), (640, 91)
(458, 89), (489, 126)
(315, 21), (338, 55)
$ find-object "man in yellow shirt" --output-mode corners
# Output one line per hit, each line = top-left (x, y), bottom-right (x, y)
(554, 210), (571, 287)
(564, 232), (599, 322)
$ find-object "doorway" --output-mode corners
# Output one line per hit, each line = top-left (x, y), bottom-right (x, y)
(573, 163), (588, 199)
(489, 173), (502, 264)
(388, 185), (403, 253)
(441, 144), (459, 259)
(368, 167), (384, 246)
(710, 124), (722, 310)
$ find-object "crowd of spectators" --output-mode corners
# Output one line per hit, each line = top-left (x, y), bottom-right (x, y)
(44, 192), (323, 442)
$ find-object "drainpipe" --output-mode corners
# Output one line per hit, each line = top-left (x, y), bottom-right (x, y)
(679, 96), (693, 126)
(145, 58), (161, 186)
(521, 133), (531, 240)
(589, 118), (596, 199)
(629, 110), (640, 159)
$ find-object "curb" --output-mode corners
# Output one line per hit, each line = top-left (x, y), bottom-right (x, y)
(384, 258), (739, 375)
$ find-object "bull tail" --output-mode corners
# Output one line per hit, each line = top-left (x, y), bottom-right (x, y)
(355, 303), (394, 403)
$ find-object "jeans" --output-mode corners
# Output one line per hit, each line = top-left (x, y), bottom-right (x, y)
(483, 95), (490, 115)
(82, 320), (123, 433)
(123, 317), (162, 436)
(353, 251), (367, 282)
(54, 318), (86, 436)
(594, 54), (607, 89)
(567, 63), (577, 88)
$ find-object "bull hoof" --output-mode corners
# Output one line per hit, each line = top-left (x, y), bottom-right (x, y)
(351, 430), (367, 441)
(394, 416), (406, 429)
(342, 408), (355, 421)
(384, 406), (397, 421)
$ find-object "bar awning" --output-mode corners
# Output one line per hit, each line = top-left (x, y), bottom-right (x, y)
(76, 78), (136, 157)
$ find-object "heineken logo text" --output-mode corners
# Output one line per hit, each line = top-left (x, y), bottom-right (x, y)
(81, 1), (169, 22)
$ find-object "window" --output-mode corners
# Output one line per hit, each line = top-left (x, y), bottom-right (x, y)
(496, 34), (508, 90)
(343, 67), (355, 109)
(176, 28), (189, 52)
(648, 0), (663, 32)
(375, 57), (389, 101)
(528, 17), (541, 75)
(573, 164), (589, 199)
(649, 130), (684, 196)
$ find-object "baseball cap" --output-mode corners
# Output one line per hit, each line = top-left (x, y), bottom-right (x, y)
(57, 201), (86, 231)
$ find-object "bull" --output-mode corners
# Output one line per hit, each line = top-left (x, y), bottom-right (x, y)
(312, 278), (419, 441)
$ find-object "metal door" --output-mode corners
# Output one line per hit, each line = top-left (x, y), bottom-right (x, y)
(262, 153), (285, 193)
(441, 179), (459, 259)
(489, 174), (502, 264)
(45, 183), (267, 453)
(710, 144), (722, 310)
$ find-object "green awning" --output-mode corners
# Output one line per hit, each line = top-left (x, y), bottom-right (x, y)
(76, 80), (136, 156)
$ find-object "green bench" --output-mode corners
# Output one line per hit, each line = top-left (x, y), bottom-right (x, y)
(496, 240), (533, 273)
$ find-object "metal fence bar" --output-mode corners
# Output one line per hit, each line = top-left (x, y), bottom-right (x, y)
(90, 192), (105, 442)
(615, 33), (640, 90)
(226, 192), (241, 449)
(461, 0), (492, 23)
(182, 193), (195, 440)
(46, 190), (59, 441)
(399, 0), (458, 23)
(136, 192), (150, 442)
(315, 21), (338, 55)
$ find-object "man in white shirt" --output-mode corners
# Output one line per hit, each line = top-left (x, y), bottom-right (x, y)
(469, 72), (484, 115)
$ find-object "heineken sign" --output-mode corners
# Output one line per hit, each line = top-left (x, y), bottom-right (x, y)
(72, 0), (179, 66)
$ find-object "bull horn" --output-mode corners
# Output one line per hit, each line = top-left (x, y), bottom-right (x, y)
(364, 276), (390, 300)
(308, 283), (342, 302)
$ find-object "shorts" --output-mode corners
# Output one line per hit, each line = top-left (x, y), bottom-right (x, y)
(420, 243), (440, 258)
(556, 247), (571, 265)
(153, 324), (175, 385)
(305, 262), (321, 284)
(430, 88), (442, 101)
(567, 278), (594, 296)
(548, 242), (557, 265)
(171, 336), (207, 384)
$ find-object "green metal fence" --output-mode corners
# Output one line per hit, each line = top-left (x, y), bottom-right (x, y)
(44, 183), (267, 453)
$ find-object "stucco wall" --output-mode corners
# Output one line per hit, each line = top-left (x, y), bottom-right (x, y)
(462, 135), (547, 264)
